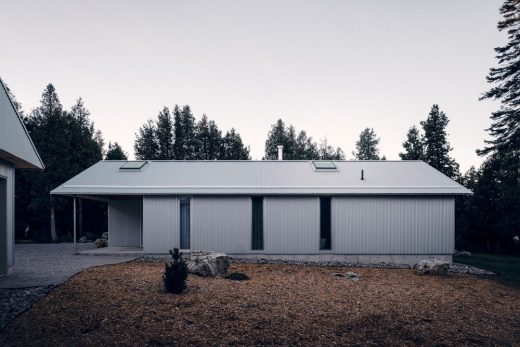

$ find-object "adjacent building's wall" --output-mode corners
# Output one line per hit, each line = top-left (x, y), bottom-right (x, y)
(108, 199), (142, 247)
(264, 196), (320, 254)
(0, 159), (15, 277)
(142, 196), (179, 253)
(191, 196), (251, 253)
(332, 196), (454, 255)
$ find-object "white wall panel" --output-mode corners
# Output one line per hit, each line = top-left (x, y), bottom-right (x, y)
(332, 197), (454, 254)
(0, 160), (14, 273)
(108, 199), (142, 247)
(143, 196), (179, 253)
(191, 197), (251, 253)
(264, 197), (320, 254)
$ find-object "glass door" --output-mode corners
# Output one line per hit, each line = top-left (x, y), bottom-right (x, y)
(179, 197), (190, 249)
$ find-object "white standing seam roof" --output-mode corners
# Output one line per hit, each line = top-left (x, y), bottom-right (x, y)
(0, 77), (44, 169)
(51, 160), (472, 196)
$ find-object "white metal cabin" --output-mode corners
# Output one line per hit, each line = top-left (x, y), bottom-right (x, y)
(0, 78), (44, 278)
(52, 159), (471, 265)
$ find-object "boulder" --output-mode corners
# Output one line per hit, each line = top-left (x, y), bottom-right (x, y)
(414, 259), (449, 275)
(184, 251), (230, 277)
(94, 238), (108, 248)
(78, 236), (89, 243)
(331, 271), (362, 280)
(454, 250), (472, 257)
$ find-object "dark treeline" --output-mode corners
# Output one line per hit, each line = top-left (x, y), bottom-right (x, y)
(455, 0), (520, 254)
(13, 85), (108, 242)
(134, 106), (250, 160)
(264, 119), (344, 160)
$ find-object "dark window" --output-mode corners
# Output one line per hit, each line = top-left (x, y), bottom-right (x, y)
(180, 197), (190, 249)
(251, 197), (264, 250)
(320, 197), (331, 250)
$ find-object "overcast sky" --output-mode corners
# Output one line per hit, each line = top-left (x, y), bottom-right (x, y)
(0, 0), (504, 171)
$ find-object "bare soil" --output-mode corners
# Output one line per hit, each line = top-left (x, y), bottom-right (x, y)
(1, 262), (519, 346)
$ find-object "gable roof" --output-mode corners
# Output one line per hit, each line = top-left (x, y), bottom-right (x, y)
(51, 160), (471, 196)
(0, 77), (44, 169)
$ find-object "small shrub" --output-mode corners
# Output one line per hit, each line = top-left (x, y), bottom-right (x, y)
(224, 272), (250, 281)
(163, 248), (189, 294)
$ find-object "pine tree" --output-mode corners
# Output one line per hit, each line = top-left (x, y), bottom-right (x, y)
(479, 0), (520, 155)
(105, 142), (128, 160)
(173, 105), (184, 159)
(134, 119), (159, 160)
(195, 115), (222, 159)
(353, 128), (380, 160)
(420, 105), (460, 179)
(220, 128), (250, 160)
(399, 125), (425, 160)
(207, 119), (223, 160)
(156, 107), (174, 159)
(295, 131), (319, 159)
(3, 81), (24, 117)
(319, 138), (345, 160)
(264, 119), (288, 160)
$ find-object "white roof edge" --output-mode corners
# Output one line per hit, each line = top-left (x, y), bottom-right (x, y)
(0, 77), (45, 170)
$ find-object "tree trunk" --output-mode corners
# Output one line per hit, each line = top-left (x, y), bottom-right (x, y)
(50, 203), (57, 241)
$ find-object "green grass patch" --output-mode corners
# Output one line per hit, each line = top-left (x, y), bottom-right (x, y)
(455, 253), (520, 285)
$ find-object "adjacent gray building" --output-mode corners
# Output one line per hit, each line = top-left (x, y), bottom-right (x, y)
(0, 78), (44, 278)
(52, 159), (471, 265)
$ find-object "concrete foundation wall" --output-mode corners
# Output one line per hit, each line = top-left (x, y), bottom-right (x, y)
(230, 253), (453, 266)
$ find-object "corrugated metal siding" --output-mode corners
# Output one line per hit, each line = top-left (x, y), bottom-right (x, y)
(0, 80), (43, 169)
(191, 197), (251, 253)
(142, 196), (179, 253)
(264, 197), (320, 254)
(108, 199), (142, 247)
(0, 160), (14, 271)
(332, 197), (454, 254)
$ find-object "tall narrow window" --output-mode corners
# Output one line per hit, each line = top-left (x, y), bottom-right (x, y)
(320, 197), (331, 250)
(180, 197), (190, 249)
(251, 197), (264, 250)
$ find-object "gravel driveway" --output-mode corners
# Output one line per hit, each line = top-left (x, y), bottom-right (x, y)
(0, 243), (140, 288)
(0, 243), (140, 331)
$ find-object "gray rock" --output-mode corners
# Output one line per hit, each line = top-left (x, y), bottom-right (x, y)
(331, 271), (362, 280)
(94, 238), (108, 248)
(184, 251), (230, 277)
(78, 236), (89, 243)
(454, 250), (472, 257)
(101, 232), (109, 240)
(449, 263), (495, 275)
(414, 259), (449, 275)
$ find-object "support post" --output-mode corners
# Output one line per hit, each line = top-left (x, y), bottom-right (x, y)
(73, 197), (77, 249)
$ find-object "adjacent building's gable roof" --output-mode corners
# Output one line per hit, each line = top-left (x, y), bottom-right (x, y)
(0, 78), (44, 169)
(51, 160), (472, 196)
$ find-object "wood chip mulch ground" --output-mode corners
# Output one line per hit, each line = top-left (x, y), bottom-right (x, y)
(1, 262), (519, 346)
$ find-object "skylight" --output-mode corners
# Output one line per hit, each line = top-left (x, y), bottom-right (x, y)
(119, 161), (147, 171)
(313, 161), (337, 171)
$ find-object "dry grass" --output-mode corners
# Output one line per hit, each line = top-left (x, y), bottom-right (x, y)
(1, 262), (519, 346)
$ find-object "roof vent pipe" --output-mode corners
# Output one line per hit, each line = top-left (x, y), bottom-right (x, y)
(361, 169), (364, 180)
(277, 145), (283, 160)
